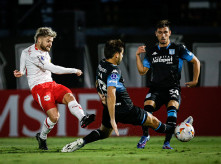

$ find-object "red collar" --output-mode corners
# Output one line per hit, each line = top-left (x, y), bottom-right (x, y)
(35, 44), (38, 50)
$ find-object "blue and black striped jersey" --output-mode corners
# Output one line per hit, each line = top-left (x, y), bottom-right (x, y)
(96, 59), (133, 109)
(143, 42), (194, 87)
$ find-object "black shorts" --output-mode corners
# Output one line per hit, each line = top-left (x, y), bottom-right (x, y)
(144, 86), (181, 111)
(102, 105), (148, 129)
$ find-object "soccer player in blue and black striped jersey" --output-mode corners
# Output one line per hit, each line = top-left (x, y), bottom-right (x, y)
(136, 20), (200, 149)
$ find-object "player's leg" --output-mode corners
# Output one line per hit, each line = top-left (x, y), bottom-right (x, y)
(55, 83), (95, 128)
(137, 88), (161, 149)
(61, 105), (113, 152)
(142, 108), (192, 137)
(137, 100), (155, 149)
(36, 107), (59, 150)
(143, 112), (175, 134)
(32, 83), (59, 150)
(81, 105), (113, 144)
(163, 100), (179, 149)
(162, 87), (181, 149)
(61, 124), (113, 152)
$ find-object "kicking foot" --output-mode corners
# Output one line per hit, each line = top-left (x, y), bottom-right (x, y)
(183, 116), (193, 125)
(137, 135), (150, 149)
(80, 114), (96, 128)
(61, 138), (85, 152)
(163, 141), (173, 149)
(36, 133), (48, 150)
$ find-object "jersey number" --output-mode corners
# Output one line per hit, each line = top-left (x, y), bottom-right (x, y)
(169, 89), (179, 96)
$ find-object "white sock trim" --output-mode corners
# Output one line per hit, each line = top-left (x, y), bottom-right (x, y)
(40, 117), (56, 140)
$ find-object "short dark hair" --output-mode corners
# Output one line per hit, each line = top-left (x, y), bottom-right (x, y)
(34, 27), (57, 43)
(104, 39), (124, 59)
(156, 20), (171, 30)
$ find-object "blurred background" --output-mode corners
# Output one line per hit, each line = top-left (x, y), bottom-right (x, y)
(0, 0), (221, 89)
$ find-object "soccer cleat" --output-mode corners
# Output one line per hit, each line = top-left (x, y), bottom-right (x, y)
(137, 135), (150, 149)
(61, 138), (85, 152)
(80, 114), (96, 128)
(183, 116), (193, 125)
(162, 141), (173, 149)
(36, 133), (48, 150)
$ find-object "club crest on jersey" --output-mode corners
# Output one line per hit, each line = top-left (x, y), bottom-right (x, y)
(44, 95), (50, 101)
(111, 73), (117, 80)
(169, 49), (175, 55)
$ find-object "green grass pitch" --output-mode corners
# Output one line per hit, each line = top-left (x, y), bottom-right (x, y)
(0, 136), (221, 164)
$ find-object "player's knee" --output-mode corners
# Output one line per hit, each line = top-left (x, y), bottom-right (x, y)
(63, 93), (75, 104)
(50, 113), (60, 123)
(143, 113), (159, 129)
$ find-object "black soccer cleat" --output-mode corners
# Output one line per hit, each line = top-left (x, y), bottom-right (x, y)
(80, 114), (96, 128)
(36, 132), (48, 150)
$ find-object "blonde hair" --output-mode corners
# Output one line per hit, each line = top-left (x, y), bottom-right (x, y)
(34, 27), (57, 43)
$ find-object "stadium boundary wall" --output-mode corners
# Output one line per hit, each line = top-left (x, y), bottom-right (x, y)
(0, 87), (220, 137)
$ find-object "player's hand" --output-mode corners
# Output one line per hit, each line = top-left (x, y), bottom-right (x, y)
(136, 46), (146, 56)
(13, 70), (23, 78)
(110, 119), (119, 136)
(185, 81), (198, 88)
(98, 92), (106, 105)
(75, 69), (83, 76)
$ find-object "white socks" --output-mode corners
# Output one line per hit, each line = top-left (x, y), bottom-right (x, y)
(68, 100), (85, 121)
(40, 117), (56, 140)
(39, 100), (84, 140)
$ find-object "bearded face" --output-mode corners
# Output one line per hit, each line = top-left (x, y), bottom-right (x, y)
(38, 36), (53, 52)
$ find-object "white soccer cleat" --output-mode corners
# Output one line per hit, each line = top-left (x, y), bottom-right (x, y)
(183, 116), (193, 125)
(61, 138), (85, 152)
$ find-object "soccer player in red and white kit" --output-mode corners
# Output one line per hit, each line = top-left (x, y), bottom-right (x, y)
(14, 27), (95, 150)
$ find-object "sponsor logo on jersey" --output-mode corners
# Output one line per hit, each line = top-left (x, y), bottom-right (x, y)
(152, 52), (158, 55)
(44, 95), (50, 101)
(41, 56), (45, 61)
(169, 49), (175, 55)
(152, 56), (173, 64)
(108, 80), (117, 84)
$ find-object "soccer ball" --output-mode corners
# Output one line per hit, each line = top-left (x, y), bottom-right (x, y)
(174, 122), (195, 142)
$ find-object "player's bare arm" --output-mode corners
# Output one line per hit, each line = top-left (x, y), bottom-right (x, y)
(13, 70), (23, 78)
(185, 56), (200, 88)
(107, 86), (119, 136)
(98, 92), (106, 105)
(136, 46), (149, 75)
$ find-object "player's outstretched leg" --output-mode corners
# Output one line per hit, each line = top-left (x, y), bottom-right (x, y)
(36, 133), (48, 150)
(61, 138), (85, 152)
(61, 128), (110, 153)
(80, 114), (96, 128)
